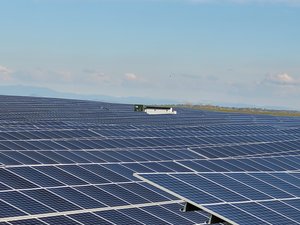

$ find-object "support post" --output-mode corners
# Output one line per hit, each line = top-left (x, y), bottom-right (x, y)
(208, 214), (226, 224)
(181, 202), (201, 212)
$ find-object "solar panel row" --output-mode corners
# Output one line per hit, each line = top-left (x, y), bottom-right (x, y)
(136, 172), (300, 225)
(0, 95), (300, 224)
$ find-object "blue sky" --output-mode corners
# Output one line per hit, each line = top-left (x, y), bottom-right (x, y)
(0, 0), (300, 109)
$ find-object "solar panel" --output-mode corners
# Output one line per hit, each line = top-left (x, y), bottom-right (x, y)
(0, 95), (300, 224)
(135, 171), (300, 224)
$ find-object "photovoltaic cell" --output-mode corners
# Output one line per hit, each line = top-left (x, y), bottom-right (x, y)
(136, 171), (300, 225)
(1, 95), (300, 225)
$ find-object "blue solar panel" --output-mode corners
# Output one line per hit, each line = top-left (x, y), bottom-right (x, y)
(74, 186), (128, 207)
(0, 200), (26, 218)
(36, 166), (88, 185)
(50, 187), (106, 209)
(8, 167), (65, 187)
(136, 171), (300, 225)
(233, 202), (297, 224)
(69, 213), (114, 225)
(22, 189), (81, 211)
(41, 216), (81, 225)
(205, 203), (266, 225)
(95, 210), (144, 225)
(0, 191), (54, 214)
(0, 169), (38, 189)
(143, 205), (197, 225)
(9, 219), (48, 225)
(1, 95), (300, 224)
(117, 208), (169, 225)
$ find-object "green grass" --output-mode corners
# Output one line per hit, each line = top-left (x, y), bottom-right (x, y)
(166, 104), (300, 117)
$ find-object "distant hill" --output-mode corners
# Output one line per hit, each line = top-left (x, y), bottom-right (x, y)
(0, 85), (179, 105)
(0, 85), (297, 112)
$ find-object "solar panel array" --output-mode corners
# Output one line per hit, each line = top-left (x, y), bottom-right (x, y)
(136, 171), (300, 224)
(0, 95), (300, 224)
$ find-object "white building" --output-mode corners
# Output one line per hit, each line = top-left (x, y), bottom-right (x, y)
(134, 105), (177, 115)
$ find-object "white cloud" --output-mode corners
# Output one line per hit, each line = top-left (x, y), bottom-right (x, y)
(276, 73), (294, 83)
(0, 65), (12, 74)
(121, 72), (152, 89)
(124, 73), (138, 81)
(264, 73), (299, 85)
(0, 65), (14, 82)
(83, 69), (111, 83)
(57, 70), (73, 82)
